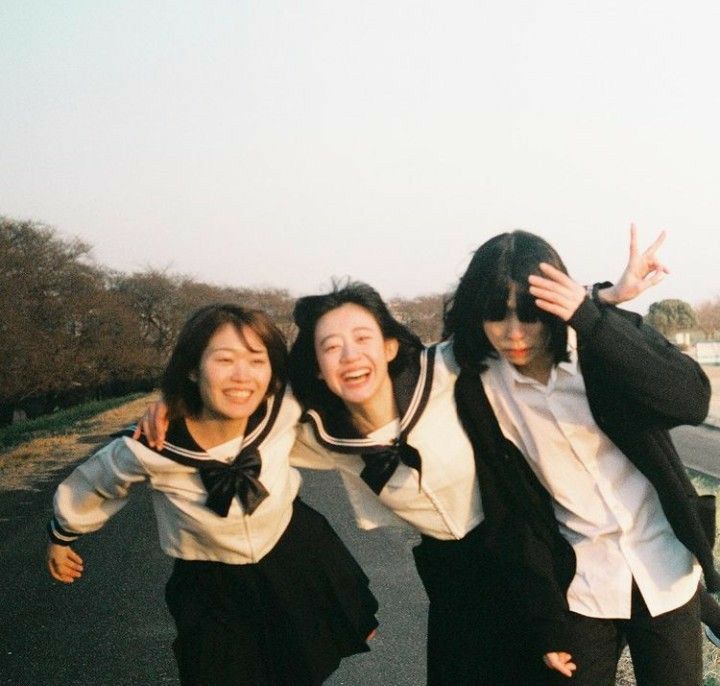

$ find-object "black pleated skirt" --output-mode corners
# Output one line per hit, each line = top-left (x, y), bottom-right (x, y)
(165, 499), (379, 686)
(413, 521), (550, 686)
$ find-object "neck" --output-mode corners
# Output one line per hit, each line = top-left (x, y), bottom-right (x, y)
(346, 378), (399, 435)
(514, 349), (555, 385)
(185, 415), (248, 450)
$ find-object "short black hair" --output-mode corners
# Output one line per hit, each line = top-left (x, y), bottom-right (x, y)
(443, 230), (570, 372)
(162, 304), (287, 419)
(289, 280), (423, 411)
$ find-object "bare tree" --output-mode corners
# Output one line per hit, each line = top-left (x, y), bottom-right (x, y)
(695, 297), (720, 339)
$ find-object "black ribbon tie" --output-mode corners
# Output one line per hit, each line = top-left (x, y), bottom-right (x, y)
(360, 440), (422, 495)
(199, 449), (269, 517)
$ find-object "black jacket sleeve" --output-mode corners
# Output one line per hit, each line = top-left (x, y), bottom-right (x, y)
(569, 297), (710, 428)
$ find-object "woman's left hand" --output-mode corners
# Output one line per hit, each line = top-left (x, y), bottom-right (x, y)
(528, 263), (586, 322)
(597, 223), (669, 305)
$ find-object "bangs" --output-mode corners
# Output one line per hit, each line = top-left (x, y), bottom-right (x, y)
(233, 324), (267, 355)
(479, 282), (511, 322)
(479, 279), (546, 324)
(514, 286), (545, 324)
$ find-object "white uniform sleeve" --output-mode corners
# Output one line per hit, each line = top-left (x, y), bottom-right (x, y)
(49, 437), (149, 545)
(288, 423), (337, 470)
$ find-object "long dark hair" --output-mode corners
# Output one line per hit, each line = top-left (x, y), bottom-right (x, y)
(443, 230), (570, 372)
(162, 304), (287, 420)
(289, 281), (423, 411)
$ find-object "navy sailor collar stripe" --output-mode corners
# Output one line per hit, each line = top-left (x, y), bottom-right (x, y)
(301, 345), (436, 453)
(118, 385), (286, 468)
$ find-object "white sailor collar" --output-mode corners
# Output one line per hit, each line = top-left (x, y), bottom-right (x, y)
(123, 386), (286, 468)
(302, 345), (437, 453)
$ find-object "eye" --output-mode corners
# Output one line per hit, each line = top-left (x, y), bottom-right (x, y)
(251, 357), (269, 367)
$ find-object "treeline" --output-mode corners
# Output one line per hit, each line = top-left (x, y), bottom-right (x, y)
(0, 217), (444, 426)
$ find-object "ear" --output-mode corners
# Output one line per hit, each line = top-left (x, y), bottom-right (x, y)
(188, 370), (198, 383)
(384, 338), (399, 363)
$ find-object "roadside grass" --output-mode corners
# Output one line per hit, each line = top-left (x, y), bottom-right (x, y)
(0, 393), (147, 452)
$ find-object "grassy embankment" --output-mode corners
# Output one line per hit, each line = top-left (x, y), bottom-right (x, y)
(0, 394), (148, 452)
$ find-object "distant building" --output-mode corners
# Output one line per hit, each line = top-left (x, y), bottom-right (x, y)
(674, 331), (692, 347)
(696, 341), (720, 365)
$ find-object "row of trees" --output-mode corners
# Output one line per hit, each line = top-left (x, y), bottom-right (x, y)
(3, 216), (718, 425)
(0, 217), (443, 425)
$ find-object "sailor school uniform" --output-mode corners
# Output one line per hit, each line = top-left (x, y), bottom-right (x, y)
(49, 387), (378, 686)
(291, 341), (546, 686)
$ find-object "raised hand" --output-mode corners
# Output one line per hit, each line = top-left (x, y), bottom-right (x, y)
(598, 223), (669, 305)
(528, 263), (586, 322)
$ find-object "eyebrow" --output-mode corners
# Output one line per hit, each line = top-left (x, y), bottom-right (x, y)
(207, 346), (267, 355)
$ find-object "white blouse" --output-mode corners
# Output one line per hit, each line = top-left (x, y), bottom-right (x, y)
(291, 342), (484, 540)
(50, 390), (302, 565)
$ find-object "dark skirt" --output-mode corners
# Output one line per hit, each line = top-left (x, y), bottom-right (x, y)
(165, 499), (379, 686)
(413, 521), (549, 686)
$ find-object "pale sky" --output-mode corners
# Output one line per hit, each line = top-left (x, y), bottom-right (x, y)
(2, 1), (719, 312)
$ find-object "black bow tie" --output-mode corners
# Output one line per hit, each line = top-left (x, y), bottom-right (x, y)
(360, 440), (422, 495)
(199, 449), (269, 517)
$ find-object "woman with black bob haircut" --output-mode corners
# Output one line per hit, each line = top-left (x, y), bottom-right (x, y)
(287, 279), (548, 686)
(47, 302), (378, 686)
(446, 227), (717, 686)
(444, 229), (569, 373)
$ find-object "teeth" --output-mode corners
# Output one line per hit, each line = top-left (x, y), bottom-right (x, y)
(226, 390), (252, 399)
(343, 370), (369, 381)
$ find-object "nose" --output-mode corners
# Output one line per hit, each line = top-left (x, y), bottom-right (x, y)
(231, 360), (252, 380)
(506, 314), (524, 339)
(340, 340), (361, 362)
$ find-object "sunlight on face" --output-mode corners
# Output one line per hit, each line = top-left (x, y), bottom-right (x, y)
(314, 303), (398, 413)
(195, 323), (272, 429)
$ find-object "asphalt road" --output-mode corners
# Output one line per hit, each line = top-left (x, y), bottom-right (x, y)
(1, 423), (718, 686)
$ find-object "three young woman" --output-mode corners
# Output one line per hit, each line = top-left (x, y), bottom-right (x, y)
(47, 304), (378, 686)
(48, 228), (717, 685)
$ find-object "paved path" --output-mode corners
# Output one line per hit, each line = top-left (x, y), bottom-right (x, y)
(0, 462), (427, 686)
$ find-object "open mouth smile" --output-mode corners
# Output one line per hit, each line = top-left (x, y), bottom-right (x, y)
(341, 368), (371, 385)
